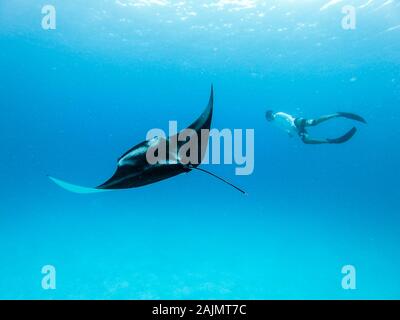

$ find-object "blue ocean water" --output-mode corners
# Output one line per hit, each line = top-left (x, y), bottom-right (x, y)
(1, 0), (399, 299)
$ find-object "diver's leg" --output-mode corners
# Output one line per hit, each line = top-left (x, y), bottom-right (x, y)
(301, 127), (358, 145)
(304, 114), (341, 127)
(294, 122), (327, 144)
(300, 133), (329, 144)
(305, 112), (367, 127)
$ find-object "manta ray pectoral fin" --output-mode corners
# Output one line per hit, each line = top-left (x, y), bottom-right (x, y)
(48, 176), (110, 194)
(187, 85), (214, 134)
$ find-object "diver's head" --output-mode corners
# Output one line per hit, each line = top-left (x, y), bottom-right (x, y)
(265, 110), (275, 122)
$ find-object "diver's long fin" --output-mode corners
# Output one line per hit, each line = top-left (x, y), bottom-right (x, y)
(48, 176), (110, 194)
(337, 112), (367, 124)
(327, 127), (357, 144)
(187, 166), (246, 195)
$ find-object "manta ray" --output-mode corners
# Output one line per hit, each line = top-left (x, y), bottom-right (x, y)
(49, 86), (245, 194)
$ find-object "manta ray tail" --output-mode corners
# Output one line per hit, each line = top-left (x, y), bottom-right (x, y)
(48, 176), (109, 194)
(187, 166), (247, 195)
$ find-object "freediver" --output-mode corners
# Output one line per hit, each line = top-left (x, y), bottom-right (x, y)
(265, 111), (366, 144)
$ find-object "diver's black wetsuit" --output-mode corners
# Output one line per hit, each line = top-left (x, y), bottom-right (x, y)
(294, 112), (367, 144)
